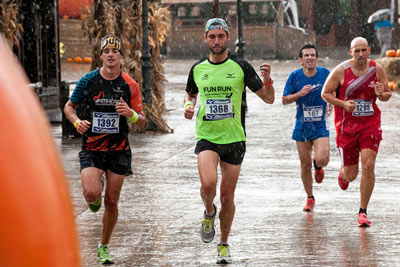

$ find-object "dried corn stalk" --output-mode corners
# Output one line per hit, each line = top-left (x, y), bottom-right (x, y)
(0, 0), (23, 48)
(82, 1), (172, 133)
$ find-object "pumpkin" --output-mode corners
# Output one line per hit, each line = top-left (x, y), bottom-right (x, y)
(66, 57), (73, 63)
(62, 15), (69, 20)
(396, 49), (400, 57)
(83, 57), (92, 64)
(386, 50), (397, 57)
(59, 0), (93, 19)
(0, 36), (81, 267)
(388, 81), (398, 91)
(73, 56), (83, 63)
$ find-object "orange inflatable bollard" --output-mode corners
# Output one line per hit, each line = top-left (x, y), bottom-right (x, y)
(0, 38), (81, 266)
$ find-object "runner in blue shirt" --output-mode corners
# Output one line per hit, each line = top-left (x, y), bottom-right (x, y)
(282, 44), (331, 212)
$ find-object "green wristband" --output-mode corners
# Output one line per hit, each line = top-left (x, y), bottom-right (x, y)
(184, 101), (194, 110)
(128, 109), (139, 123)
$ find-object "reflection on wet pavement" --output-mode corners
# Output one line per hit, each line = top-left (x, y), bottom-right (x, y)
(55, 58), (400, 266)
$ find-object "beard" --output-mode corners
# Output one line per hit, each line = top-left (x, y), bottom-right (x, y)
(209, 45), (227, 55)
(356, 57), (366, 66)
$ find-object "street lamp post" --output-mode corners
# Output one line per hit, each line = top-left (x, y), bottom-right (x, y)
(235, 0), (247, 128)
(212, 0), (220, 17)
(235, 0), (245, 58)
(141, 0), (154, 130)
(142, 0), (152, 106)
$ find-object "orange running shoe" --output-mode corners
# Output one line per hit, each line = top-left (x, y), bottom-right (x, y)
(313, 158), (324, 183)
(338, 167), (349, 190)
(358, 212), (371, 227)
(314, 168), (324, 183)
(303, 198), (315, 212)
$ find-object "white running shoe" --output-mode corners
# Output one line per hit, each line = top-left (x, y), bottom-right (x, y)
(217, 243), (232, 264)
(200, 204), (217, 243)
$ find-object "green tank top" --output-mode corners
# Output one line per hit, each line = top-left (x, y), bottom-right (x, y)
(186, 54), (263, 144)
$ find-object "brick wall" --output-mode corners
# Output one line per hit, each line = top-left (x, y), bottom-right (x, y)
(167, 24), (315, 59)
(59, 19), (92, 60)
(60, 19), (315, 60)
(275, 26), (315, 59)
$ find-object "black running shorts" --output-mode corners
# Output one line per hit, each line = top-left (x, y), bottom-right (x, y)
(79, 150), (133, 176)
(195, 139), (246, 165)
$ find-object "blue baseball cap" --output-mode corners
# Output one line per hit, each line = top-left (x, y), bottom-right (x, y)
(205, 18), (229, 33)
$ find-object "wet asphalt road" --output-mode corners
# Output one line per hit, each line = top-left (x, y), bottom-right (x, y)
(55, 57), (400, 266)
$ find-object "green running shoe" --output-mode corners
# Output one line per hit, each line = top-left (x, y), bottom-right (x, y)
(88, 196), (102, 213)
(217, 243), (232, 264)
(97, 244), (114, 264)
(88, 174), (105, 213)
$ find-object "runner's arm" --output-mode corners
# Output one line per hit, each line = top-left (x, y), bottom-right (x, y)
(257, 63), (275, 104)
(184, 92), (197, 120)
(63, 100), (91, 134)
(255, 83), (275, 104)
(375, 63), (392, 102)
(321, 66), (348, 109)
(115, 98), (146, 130)
(282, 85), (311, 105)
(135, 111), (146, 130)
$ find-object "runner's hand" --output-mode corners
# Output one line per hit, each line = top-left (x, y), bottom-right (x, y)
(374, 82), (384, 97)
(326, 104), (333, 117)
(184, 105), (194, 120)
(76, 120), (91, 135)
(298, 85), (311, 97)
(260, 63), (271, 80)
(116, 98), (133, 118)
(344, 100), (356, 112)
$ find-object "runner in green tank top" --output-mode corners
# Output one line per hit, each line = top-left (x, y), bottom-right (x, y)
(184, 18), (275, 264)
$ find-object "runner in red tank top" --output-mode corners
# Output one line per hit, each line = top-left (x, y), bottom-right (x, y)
(335, 60), (380, 135)
(322, 37), (391, 227)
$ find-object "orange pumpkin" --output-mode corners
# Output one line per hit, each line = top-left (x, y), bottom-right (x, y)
(62, 15), (69, 20)
(73, 56), (83, 63)
(59, 0), (94, 19)
(388, 81), (398, 91)
(396, 49), (400, 57)
(66, 57), (73, 63)
(0, 36), (81, 267)
(386, 50), (397, 57)
(83, 56), (92, 64)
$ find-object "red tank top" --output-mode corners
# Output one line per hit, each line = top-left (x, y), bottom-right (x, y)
(334, 60), (381, 134)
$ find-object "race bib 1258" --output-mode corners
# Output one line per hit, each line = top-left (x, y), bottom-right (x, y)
(352, 100), (373, 117)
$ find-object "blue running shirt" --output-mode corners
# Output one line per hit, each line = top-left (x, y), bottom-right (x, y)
(283, 67), (330, 141)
